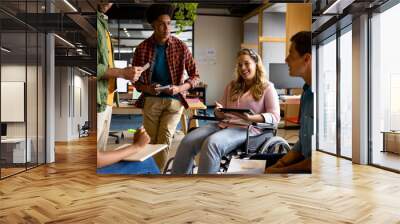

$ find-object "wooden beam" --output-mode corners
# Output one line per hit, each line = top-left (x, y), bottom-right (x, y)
(242, 3), (271, 22)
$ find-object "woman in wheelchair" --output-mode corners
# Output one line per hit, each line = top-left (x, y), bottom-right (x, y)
(171, 48), (280, 174)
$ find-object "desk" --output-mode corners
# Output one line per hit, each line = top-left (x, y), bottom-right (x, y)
(112, 103), (142, 115)
(1, 138), (31, 163)
(112, 99), (206, 135)
(280, 98), (300, 127)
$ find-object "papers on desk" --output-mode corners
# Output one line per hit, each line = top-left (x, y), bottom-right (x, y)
(226, 158), (266, 174)
(113, 144), (168, 162)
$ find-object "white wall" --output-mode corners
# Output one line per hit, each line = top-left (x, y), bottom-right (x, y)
(194, 15), (242, 105)
(1, 65), (39, 137)
(262, 12), (286, 37)
(54, 67), (89, 141)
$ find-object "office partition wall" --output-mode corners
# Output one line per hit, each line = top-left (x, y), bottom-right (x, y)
(0, 0), (47, 179)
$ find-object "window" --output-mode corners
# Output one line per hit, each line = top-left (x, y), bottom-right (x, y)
(317, 35), (337, 155)
(339, 27), (352, 158)
(370, 2), (400, 171)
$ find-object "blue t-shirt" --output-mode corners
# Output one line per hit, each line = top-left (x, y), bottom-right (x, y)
(150, 44), (178, 99)
(292, 84), (314, 159)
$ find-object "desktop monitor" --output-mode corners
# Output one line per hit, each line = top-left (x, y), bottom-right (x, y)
(269, 63), (304, 89)
(1, 123), (7, 137)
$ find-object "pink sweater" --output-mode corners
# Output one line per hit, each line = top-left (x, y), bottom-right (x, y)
(218, 81), (280, 129)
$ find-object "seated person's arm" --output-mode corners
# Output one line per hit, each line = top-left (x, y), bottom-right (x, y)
(228, 84), (280, 124)
(214, 101), (225, 120)
(260, 83), (280, 124)
(214, 84), (230, 120)
(97, 128), (150, 168)
(265, 141), (311, 173)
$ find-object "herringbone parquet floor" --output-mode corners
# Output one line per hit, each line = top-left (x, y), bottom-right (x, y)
(0, 135), (399, 223)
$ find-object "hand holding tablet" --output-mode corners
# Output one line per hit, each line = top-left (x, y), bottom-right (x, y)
(154, 85), (171, 91)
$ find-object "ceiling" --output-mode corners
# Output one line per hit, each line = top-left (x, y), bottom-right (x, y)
(312, 0), (390, 43)
(106, 2), (262, 20)
(0, 0), (96, 74)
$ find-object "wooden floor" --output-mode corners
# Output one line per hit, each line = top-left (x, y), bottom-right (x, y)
(0, 135), (400, 223)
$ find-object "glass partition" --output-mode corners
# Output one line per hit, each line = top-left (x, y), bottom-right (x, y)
(317, 35), (337, 155)
(0, 0), (46, 179)
(339, 27), (352, 158)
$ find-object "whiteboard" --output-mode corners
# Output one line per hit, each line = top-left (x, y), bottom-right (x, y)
(1, 82), (25, 122)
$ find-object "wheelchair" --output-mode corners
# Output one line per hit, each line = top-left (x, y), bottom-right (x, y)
(163, 115), (291, 174)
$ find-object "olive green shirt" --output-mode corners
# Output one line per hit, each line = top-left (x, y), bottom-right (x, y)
(97, 11), (115, 113)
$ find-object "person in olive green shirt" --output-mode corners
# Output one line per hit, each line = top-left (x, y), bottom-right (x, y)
(97, 3), (144, 151)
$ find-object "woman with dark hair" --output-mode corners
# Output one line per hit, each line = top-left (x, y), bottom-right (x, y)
(172, 49), (280, 174)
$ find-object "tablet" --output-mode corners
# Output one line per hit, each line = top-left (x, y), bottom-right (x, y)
(154, 85), (171, 91)
(113, 144), (168, 162)
(219, 108), (255, 115)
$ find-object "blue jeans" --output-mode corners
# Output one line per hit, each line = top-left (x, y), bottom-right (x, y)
(171, 123), (247, 174)
(97, 158), (160, 175)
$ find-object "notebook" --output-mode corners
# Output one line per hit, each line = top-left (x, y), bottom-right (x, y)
(226, 158), (266, 174)
(113, 144), (168, 162)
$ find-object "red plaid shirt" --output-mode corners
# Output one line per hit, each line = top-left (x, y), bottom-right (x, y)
(132, 34), (200, 108)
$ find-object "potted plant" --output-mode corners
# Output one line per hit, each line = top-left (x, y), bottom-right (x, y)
(173, 3), (198, 33)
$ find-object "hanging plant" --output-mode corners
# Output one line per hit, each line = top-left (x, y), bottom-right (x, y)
(173, 3), (198, 34)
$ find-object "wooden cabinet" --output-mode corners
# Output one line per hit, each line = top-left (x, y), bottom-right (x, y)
(285, 4), (312, 56)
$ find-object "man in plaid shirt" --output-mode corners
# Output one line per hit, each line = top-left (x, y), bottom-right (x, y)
(132, 4), (200, 170)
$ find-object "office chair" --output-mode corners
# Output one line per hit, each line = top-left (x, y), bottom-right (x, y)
(78, 121), (90, 138)
(163, 115), (290, 174)
(109, 131), (125, 144)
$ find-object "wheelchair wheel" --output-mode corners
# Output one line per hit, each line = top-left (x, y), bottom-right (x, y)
(163, 157), (197, 174)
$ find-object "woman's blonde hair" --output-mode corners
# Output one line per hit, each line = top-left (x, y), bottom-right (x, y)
(230, 49), (268, 102)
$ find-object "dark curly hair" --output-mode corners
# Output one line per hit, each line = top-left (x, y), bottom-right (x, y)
(146, 4), (175, 24)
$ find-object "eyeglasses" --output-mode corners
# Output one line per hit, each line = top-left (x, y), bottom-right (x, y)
(238, 48), (258, 63)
